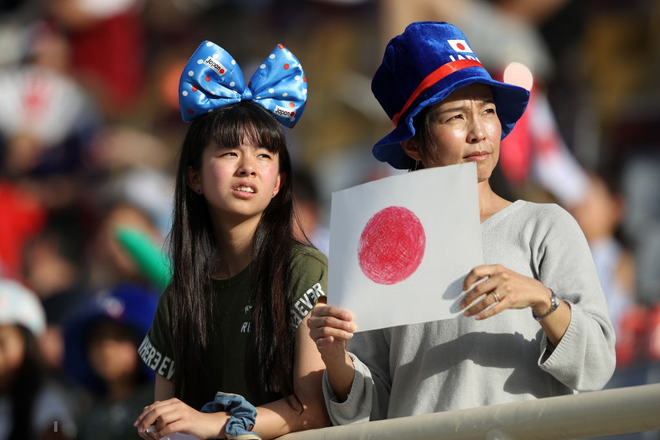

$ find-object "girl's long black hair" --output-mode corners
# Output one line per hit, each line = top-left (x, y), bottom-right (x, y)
(169, 101), (300, 409)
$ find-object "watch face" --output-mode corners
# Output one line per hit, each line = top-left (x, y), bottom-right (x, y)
(534, 292), (559, 321)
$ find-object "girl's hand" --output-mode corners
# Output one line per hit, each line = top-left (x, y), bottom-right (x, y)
(134, 398), (229, 440)
(308, 299), (356, 363)
(307, 299), (357, 402)
(460, 264), (553, 320)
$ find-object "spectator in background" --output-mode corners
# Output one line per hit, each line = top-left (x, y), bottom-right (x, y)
(0, 20), (100, 235)
(620, 152), (660, 307)
(293, 168), (330, 255)
(568, 171), (636, 343)
(20, 216), (88, 384)
(88, 201), (165, 291)
(0, 279), (76, 440)
(63, 282), (158, 440)
(44, 0), (145, 119)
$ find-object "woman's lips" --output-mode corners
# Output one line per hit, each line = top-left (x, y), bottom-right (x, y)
(464, 151), (490, 161)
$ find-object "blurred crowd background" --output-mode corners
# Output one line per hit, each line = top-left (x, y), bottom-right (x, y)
(0, 0), (659, 439)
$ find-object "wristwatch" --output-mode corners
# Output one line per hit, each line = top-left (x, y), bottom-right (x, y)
(533, 291), (560, 321)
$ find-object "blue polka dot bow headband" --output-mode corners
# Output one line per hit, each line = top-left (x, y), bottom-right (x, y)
(179, 41), (308, 127)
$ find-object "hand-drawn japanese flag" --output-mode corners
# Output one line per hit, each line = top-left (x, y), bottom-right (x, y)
(328, 162), (483, 332)
(448, 39), (473, 53)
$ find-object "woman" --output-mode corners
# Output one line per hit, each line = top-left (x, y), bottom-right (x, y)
(134, 41), (329, 439)
(309, 21), (616, 424)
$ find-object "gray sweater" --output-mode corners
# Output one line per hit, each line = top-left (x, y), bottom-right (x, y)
(323, 200), (616, 424)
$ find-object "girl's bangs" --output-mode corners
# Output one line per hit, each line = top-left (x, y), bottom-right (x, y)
(210, 103), (286, 154)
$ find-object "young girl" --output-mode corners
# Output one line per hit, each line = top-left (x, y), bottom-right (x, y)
(134, 41), (329, 439)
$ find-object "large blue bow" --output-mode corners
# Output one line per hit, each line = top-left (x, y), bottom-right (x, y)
(179, 41), (307, 128)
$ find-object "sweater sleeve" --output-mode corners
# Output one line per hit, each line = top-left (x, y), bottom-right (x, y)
(322, 329), (392, 424)
(532, 205), (616, 390)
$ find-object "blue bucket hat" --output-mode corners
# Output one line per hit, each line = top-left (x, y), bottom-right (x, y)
(371, 21), (530, 169)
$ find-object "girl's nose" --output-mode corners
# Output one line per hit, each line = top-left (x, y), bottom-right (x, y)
(238, 158), (256, 175)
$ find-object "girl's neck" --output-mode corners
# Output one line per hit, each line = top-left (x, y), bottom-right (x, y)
(477, 180), (511, 223)
(211, 214), (260, 279)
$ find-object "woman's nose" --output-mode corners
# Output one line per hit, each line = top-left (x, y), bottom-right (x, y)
(468, 117), (486, 143)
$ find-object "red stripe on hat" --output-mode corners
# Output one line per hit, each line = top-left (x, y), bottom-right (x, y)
(392, 59), (483, 127)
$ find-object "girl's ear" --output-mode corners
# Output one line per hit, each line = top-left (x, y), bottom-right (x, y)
(187, 166), (202, 194)
(401, 140), (422, 161)
(272, 172), (285, 198)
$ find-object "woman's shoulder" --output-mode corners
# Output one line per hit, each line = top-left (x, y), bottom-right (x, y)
(510, 200), (585, 243)
(516, 200), (578, 225)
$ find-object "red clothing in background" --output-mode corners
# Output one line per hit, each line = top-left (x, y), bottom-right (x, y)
(0, 181), (47, 279)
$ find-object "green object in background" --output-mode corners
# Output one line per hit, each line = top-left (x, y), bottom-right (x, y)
(114, 227), (171, 293)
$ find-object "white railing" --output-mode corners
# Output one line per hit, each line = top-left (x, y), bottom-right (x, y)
(280, 383), (660, 440)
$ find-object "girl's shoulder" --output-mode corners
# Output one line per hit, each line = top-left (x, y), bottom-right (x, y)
(288, 243), (328, 290)
(290, 243), (328, 268)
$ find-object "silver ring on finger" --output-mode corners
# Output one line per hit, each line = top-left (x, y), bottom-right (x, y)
(492, 291), (500, 303)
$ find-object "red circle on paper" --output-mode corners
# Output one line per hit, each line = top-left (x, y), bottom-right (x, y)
(357, 206), (426, 285)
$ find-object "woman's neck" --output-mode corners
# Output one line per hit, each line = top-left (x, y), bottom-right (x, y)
(211, 214), (260, 279)
(477, 180), (512, 223)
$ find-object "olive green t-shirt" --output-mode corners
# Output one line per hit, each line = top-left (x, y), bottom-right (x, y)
(138, 246), (327, 406)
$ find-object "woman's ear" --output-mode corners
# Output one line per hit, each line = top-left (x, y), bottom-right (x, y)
(186, 166), (202, 194)
(401, 140), (422, 161)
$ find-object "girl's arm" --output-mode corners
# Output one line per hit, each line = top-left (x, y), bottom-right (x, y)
(135, 315), (329, 440)
(155, 374), (175, 401)
(251, 313), (331, 438)
(136, 372), (231, 439)
(307, 299), (357, 401)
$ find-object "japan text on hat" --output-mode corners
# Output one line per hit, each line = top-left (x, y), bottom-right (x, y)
(371, 21), (530, 169)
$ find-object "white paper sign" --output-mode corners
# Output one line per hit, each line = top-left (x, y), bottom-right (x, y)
(147, 426), (200, 440)
(328, 162), (483, 332)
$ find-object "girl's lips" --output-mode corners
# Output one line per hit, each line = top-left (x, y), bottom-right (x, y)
(232, 182), (257, 198)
